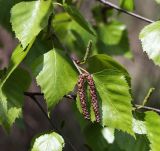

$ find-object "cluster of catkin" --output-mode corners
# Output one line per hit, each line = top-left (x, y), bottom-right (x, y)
(77, 73), (100, 123)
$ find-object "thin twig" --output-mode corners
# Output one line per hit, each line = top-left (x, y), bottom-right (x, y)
(98, 0), (154, 23)
(78, 66), (89, 73)
(135, 104), (160, 113)
(24, 92), (43, 96)
(72, 59), (82, 74)
(24, 92), (77, 100)
(25, 93), (77, 151)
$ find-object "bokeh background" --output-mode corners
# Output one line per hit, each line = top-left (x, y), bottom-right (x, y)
(0, 0), (160, 150)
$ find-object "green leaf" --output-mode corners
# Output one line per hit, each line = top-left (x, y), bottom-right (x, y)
(63, 4), (96, 36)
(115, 131), (149, 151)
(145, 111), (160, 151)
(24, 34), (52, 67)
(96, 21), (132, 57)
(87, 54), (130, 85)
(0, 39), (34, 87)
(92, 69), (133, 135)
(139, 21), (160, 66)
(36, 49), (78, 110)
(11, 0), (52, 49)
(0, 39), (33, 131)
(84, 124), (114, 151)
(0, 68), (31, 131)
(119, 0), (135, 11)
(31, 132), (64, 151)
(52, 12), (96, 58)
(87, 54), (128, 74)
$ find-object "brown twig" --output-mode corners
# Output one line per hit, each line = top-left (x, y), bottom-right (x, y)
(135, 104), (160, 113)
(98, 0), (154, 23)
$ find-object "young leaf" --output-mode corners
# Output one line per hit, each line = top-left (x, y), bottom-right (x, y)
(63, 4), (96, 35)
(0, 68), (31, 131)
(11, 0), (53, 49)
(31, 132), (64, 151)
(139, 21), (160, 66)
(119, 0), (135, 11)
(145, 111), (160, 151)
(93, 69), (133, 135)
(36, 49), (78, 110)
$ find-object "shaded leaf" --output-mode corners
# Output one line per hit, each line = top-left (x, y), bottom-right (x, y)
(84, 124), (112, 151)
(31, 132), (64, 151)
(11, 0), (52, 48)
(36, 49), (78, 110)
(145, 111), (160, 151)
(87, 54), (131, 86)
(96, 21), (132, 57)
(0, 68), (31, 131)
(0, 39), (34, 131)
(115, 130), (149, 151)
(139, 21), (160, 66)
(87, 54), (128, 74)
(52, 13), (96, 58)
(63, 4), (96, 35)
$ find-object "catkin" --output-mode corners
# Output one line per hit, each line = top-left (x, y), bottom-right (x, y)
(85, 73), (101, 123)
(77, 73), (100, 123)
(77, 74), (90, 120)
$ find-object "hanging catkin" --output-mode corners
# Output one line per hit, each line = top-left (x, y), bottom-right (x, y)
(84, 73), (101, 123)
(77, 73), (100, 123)
(77, 74), (90, 120)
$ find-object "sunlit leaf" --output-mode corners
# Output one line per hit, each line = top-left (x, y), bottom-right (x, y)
(92, 69), (133, 135)
(145, 111), (160, 151)
(36, 49), (78, 110)
(31, 132), (64, 151)
(11, 0), (52, 48)
(139, 21), (160, 66)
